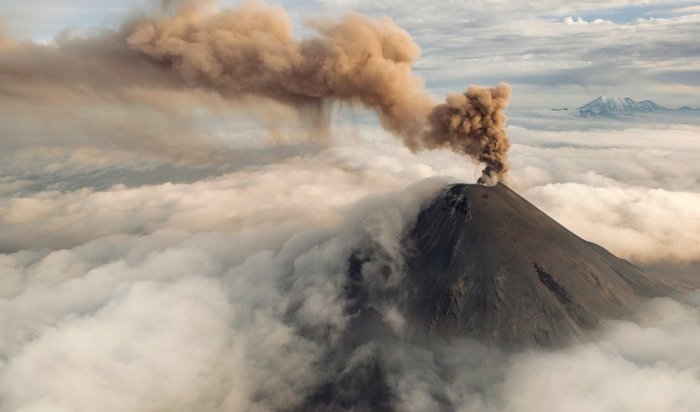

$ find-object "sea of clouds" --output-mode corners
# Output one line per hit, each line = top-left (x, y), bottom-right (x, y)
(1, 103), (700, 410)
(2, 0), (700, 409)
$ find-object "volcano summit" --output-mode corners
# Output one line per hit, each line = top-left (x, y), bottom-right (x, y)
(402, 183), (669, 347)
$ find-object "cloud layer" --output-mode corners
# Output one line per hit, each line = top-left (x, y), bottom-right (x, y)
(2, 160), (700, 410)
(2, 116), (700, 409)
(1, 1), (699, 411)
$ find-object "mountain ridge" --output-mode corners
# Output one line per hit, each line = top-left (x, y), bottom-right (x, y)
(577, 96), (696, 116)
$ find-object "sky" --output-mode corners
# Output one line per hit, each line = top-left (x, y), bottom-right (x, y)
(1, 0), (699, 108)
(1, 1), (700, 411)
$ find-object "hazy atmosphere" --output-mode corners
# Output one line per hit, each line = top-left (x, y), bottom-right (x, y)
(1, 0), (699, 411)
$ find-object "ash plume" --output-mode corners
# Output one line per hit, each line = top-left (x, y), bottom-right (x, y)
(127, 0), (434, 142)
(0, 0), (512, 183)
(423, 84), (512, 184)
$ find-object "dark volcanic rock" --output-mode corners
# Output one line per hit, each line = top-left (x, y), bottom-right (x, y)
(299, 182), (673, 410)
(403, 183), (668, 348)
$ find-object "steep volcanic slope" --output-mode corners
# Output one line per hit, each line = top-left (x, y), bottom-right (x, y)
(403, 183), (668, 347)
(301, 183), (672, 410)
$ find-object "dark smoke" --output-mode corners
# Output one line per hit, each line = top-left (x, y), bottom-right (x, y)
(424, 85), (512, 184)
(0, 0), (512, 183)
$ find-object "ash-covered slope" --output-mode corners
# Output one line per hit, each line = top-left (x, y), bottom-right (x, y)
(300, 183), (672, 410)
(403, 183), (668, 347)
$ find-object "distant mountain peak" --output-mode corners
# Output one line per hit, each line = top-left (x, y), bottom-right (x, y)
(577, 96), (669, 115)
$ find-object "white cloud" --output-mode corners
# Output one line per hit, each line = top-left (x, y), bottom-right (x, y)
(499, 295), (700, 412)
(0, 166), (451, 410)
(563, 16), (614, 25)
(1, 116), (699, 409)
(0, 1), (699, 410)
(523, 183), (700, 263)
(504, 123), (700, 263)
(367, 293), (700, 411)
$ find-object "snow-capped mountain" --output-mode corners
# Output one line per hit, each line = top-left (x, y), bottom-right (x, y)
(578, 96), (669, 115)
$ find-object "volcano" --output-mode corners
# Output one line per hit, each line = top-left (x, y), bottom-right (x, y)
(302, 182), (671, 410)
(402, 183), (669, 347)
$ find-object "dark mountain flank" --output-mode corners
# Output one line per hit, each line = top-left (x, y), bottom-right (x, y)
(300, 183), (672, 410)
(403, 183), (668, 348)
